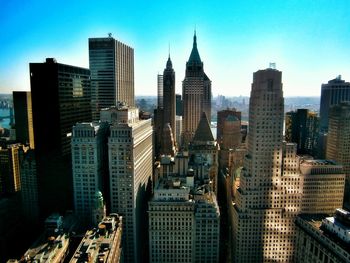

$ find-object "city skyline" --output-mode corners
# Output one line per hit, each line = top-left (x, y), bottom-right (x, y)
(1, 0), (350, 97)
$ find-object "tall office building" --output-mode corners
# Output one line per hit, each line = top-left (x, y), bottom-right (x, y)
(326, 103), (350, 207)
(107, 106), (153, 263)
(149, 120), (220, 263)
(232, 68), (302, 262)
(71, 122), (109, 226)
(285, 109), (319, 156)
(89, 36), (134, 120)
(182, 32), (211, 146)
(319, 76), (350, 132)
(20, 148), (39, 222)
(175, 115), (182, 147)
(176, 94), (183, 116)
(157, 74), (163, 108)
(0, 144), (21, 195)
(216, 108), (241, 146)
(163, 56), (176, 141)
(154, 56), (176, 157)
(12, 91), (34, 149)
(30, 58), (91, 216)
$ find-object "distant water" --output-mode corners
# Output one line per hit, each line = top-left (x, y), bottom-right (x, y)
(0, 109), (11, 129)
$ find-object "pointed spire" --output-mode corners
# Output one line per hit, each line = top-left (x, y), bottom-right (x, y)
(165, 43), (173, 69)
(188, 30), (201, 63)
(194, 29), (197, 46)
(193, 112), (214, 142)
(168, 42), (170, 59)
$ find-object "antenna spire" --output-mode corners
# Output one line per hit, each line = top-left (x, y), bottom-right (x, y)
(168, 42), (170, 59)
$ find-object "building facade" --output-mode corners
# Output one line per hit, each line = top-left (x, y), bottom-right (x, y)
(319, 76), (350, 132)
(30, 58), (91, 216)
(89, 36), (134, 121)
(216, 108), (241, 147)
(326, 102), (350, 207)
(182, 32), (211, 147)
(71, 122), (109, 226)
(163, 56), (176, 143)
(285, 108), (319, 156)
(232, 68), (302, 262)
(300, 159), (345, 214)
(295, 209), (350, 263)
(12, 91), (34, 149)
(107, 106), (153, 263)
(157, 74), (163, 108)
(154, 56), (177, 157)
(149, 176), (220, 263)
(20, 148), (39, 222)
(0, 144), (21, 195)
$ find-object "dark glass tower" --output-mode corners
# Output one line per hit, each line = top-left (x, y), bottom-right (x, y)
(319, 76), (350, 132)
(30, 58), (91, 217)
(89, 36), (135, 121)
(182, 32), (211, 147)
(285, 109), (319, 156)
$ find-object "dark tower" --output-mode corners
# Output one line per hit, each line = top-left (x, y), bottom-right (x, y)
(182, 31), (211, 147)
(30, 58), (91, 218)
(163, 55), (176, 142)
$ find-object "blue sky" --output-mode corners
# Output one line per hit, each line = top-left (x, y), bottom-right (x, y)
(1, 0), (350, 96)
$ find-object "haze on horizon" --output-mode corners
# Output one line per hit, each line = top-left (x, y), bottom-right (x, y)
(1, 0), (350, 97)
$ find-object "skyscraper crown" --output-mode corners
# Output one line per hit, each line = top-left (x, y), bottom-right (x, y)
(188, 31), (202, 63)
(166, 56), (173, 69)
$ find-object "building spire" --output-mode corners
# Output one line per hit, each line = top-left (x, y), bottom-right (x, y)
(168, 42), (170, 59)
(188, 30), (201, 63)
(194, 29), (197, 47)
(166, 44), (173, 69)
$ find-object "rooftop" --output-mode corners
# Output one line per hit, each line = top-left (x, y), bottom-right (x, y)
(300, 159), (337, 166)
(70, 214), (122, 263)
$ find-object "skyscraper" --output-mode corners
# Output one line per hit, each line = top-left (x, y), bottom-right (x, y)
(326, 102), (350, 207)
(89, 36), (134, 121)
(163, 56), (176, 142)
(19, 148), (39, 222)
(319, 76), (350, 132)
(149, 118), (220, 263)
(157, 74), (163, 108)
(154, 56), (176, 157)
(217, 108), (241, 147)
(176, 94), (183, 116)
(285, 109), (319, 156)
(12, 91), (34, 149)
(107, 106), (153, 263)
(71, 122), (109, 226)
(30, 58), (91, 216)
(182, 32), (211, 147)
(232, 68), (301, 262)
(0, 144), (21, 195)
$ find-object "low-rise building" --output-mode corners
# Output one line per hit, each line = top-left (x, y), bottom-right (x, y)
(70, 214), (122, 263)
(295, 209), (350, 263)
